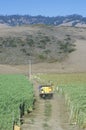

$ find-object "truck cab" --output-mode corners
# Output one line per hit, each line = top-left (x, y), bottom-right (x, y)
(39, 85), (54, 99)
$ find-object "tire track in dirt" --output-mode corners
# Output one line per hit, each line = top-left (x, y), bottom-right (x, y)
(21, 81), (45, 130)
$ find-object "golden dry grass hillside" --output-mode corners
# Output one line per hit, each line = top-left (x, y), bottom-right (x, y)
(0, 24), (86, 73)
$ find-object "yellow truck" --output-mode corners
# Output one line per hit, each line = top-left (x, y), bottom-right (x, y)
(39, 84), (54, 99)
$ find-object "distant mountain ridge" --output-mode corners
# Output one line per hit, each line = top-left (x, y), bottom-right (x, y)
(0, 14), (86, 27)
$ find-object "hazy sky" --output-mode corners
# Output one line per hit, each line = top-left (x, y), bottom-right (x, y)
(0, 0), (86, 16)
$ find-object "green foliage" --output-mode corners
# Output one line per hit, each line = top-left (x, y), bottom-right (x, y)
(0, 74), (34, 130)
(44, 101), (52, 119)
(38, 54), (46, 60)
(27, 38), (34, 46)
(44, 49), (51, 54)
(38, 44), (46, 49)
(43, 36), (51, 42)
(60, 41), (75, 53)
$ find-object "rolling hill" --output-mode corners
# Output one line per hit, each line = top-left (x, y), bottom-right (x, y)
(0, 14), (86, 27)
(0, 24), (86, 73)
(0, 24), (76, 64)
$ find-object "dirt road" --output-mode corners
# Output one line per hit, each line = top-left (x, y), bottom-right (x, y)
(21, 81), (82, 130)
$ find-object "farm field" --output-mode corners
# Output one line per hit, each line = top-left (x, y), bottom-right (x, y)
(38, 73), (86, 128)
(0, 24), (86, 130)
(0, 74), (34, 130)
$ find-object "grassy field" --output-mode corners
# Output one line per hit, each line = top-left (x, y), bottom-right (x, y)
(0, 74), (34, 130)
(37, 73), (86, 128)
